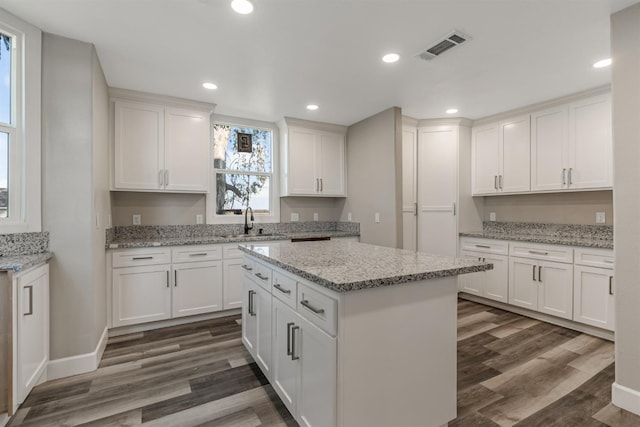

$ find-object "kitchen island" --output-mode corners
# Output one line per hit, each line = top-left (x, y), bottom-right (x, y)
(239, 240), (491, 427)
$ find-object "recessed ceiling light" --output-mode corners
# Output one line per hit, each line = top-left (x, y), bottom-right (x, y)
(202, 82), (218, 90)
(231, 0), (253, 14)
(382, 53), (400, 63)
(446, 108), (459, 114)
(306, 104), (319, 111)
(593, 58), (612, 68)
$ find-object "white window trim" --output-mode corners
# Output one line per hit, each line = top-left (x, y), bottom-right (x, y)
(207, 114), (280, 224)
(0, 9), (41, 234)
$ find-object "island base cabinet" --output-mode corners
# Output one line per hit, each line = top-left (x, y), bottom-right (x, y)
(242, 277), (272, 377)
(222, 259), (244, 310)
(272, 298), (337, 427)
(573, 265), (614, 331)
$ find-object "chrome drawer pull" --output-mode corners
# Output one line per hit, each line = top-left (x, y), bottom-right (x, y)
(189, 253), (208, 257)
(528, 250), (549, 256)
(255, 272), (268, 281)
(248, 290), (256, 316)
(132, 256), (153, 260)
(291, 325), (300, 360)
(300, 300), (325, 315)
(532, 265), (536, 281)
(241, 264), (253, 271)
(609, 276), (614, 295)
(538, 266), (542, 282)
(286, 322), (294, 356)
(274, 283), (291, 294)
(24, 285), (33, 316)
(475, 244), (491, 249)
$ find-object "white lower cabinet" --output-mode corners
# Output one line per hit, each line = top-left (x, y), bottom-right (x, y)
(172, 261), (223, 317)
(242, 276), (272, 376)
(112, 264), (172, 326)
(459, 238), (509, 303)
(223, 258), (244, 309)
(573, 248), (615, 331)
(272, 297), (337, 427)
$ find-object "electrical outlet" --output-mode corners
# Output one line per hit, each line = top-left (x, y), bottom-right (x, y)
(291, 212), (299, 222)
(489, 212), (496, 221)
(375, 212), (380, 223)
(132, 214), (141, 225)
(596, 212), (606, 224)
(196, 214), (204, 224)
(347, 212), (352, 222)
(313, 213), (319, 221)
(107, 214), (112, 228)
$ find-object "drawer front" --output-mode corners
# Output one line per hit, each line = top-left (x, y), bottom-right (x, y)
(112, 247), (172, 268)
(460, 238), (508, 255)
(252, 260), (273, 291)
(297, 283), (337, 336)
(509, 242), (573, 263)
(272, 271), (297, 308)
(223, 244), (244, 259)
(172, 245), (222, 263)
(574, 248), (614, 269)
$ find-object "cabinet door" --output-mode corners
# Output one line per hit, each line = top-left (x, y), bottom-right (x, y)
(298, 315), (337, 427)
(531, 106), (568, 191)
(272, 298), (300, 417)
(113, 100), (164, 190)
(16, 264), (49, 405)
(417, 126), (458, 257)
(472, 125), (500, 195)
(509, 257), (538, 310)
(458, 251), (484, 296)
(112, 264), (171, 327)
(164, 108), (210, 192)
(573, 265), (614, 330)
(537, 261), (573, 320)
(500, 115), (530, 193)
(402, 126), (417, 251)
(318, 133), (346, 196)
(287, 128), (319, 195)
(568, 94), (612, 189)
(172, 261), (223, 318)
(254, 283), (272, 377)
(484, 254), (509, 303)
(223, 259), (244, 310)
(242, 278), (258, 356)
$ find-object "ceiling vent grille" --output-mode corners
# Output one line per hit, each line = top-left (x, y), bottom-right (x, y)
(416, 30), (470, 61)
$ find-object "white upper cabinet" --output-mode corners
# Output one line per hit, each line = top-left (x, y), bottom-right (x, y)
(280, 118), (347, 197)
(531, 93), (612, 192)
(472, 115), (530, 195)
(111, 93), (213, 193)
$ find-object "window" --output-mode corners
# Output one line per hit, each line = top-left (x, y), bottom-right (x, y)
(211, 120), (278, 222)
(0, 10), (41, 232)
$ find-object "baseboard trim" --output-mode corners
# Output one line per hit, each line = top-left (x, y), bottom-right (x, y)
(47, 326), (108, 381)
(1, 412), (9, 427)
(458, 293), (615, 341)
(612, 382), (640, 416)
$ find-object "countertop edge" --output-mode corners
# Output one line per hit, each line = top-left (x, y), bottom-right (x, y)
(0, 252), (54, 272)
(459, 232), (613, 249)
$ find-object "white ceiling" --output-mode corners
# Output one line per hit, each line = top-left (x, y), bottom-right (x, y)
(0, 0), (637, 125)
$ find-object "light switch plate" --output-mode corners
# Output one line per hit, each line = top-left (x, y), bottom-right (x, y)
(347, 212), (352, 222)
(313, 213), (319, 221)
(291, 212), (299, 222)
(375, 212), (380, 223)
(196, 214), (204, 224)
(596, 212), (606, 224)
(132, 214), (141, 225)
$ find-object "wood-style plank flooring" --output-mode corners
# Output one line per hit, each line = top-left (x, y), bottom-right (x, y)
(8, 300), (640, 426)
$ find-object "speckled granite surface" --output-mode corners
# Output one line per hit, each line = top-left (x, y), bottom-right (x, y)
(107, 222), (359, 249)
(240, 240), (492, 293)
(0, 252), (54, 272)
(460, 221), (613, 249)
(0, 232), (53, 272)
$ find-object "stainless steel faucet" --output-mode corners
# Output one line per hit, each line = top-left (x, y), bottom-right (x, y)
(244, 206), (254, 234)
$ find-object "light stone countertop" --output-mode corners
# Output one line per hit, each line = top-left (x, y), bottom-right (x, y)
(460, 231), (613, 249)
(107, 231), (358, 249)
(239, 240), (492, 292)
(0, 252), (54, 272)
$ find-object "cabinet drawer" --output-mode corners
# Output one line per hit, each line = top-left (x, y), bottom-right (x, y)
(460, 238), (508, 255)
(509, 242), (573, 263)
(272, 271), (297, 308)
(172, 245), (222, 263)
(241, 257), (255, 277)
(297, 283), (337, 336)
(223, 244), (244, 260)
(112, 248), (172, 268)
(251, 260), (273, 291)
(574, 248), (614, 269)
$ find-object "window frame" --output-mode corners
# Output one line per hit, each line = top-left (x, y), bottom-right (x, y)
(0, 9), (41, 233)
(207, 114), (280, 224)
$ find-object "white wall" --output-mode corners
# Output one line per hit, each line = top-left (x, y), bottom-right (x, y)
(340, 107), (402, 247)
(611, 2), (640, 415)
(42, 33), (109, 359)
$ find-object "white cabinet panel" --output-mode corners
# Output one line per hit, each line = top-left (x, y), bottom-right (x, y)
(509, 257), (538, 311)
(472, 124), (501, 195)
(573, 265), (614, 331)
(484, 254), (509, 303)
(401, 125), (417, 251)
(272, 298), (300, 416)
(172, 261), (223, 318)
(459, 240), (508, 303)
(242, 277), (272, 376)
(112, 264), (171, 327)
(531, 106), (568, 191)
(537, 260), (573, 320)
(459, 251), (483, 296)
(223, 258), (244, 310)
(318, 133), (345, 196)
(500, 115), (531, 193)
(287, 128), (318, 195)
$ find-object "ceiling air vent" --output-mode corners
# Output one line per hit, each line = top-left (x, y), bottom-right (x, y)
(416, 30), (470, 61)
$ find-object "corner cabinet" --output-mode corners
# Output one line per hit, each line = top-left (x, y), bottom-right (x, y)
(111, 92), (214, 193)
(279, 118), (347, 197)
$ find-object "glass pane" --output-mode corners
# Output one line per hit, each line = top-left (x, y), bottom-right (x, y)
(0, 33), (11, 125)
(213, 124), (272, 173)
(0, 131), (7, 218)
(215, 173), (270, 215)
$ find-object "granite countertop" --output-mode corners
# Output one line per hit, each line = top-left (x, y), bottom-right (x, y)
(0, 252), (54, 272)
(239, 240), (492, 293)
(107, 230), (358, 249)
(460, 231), (613, 249)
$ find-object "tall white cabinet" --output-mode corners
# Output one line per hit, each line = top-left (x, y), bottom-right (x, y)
(401, 120), (417, 251)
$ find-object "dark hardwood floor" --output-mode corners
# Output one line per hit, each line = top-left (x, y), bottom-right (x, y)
(7, 300), (640, 426)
